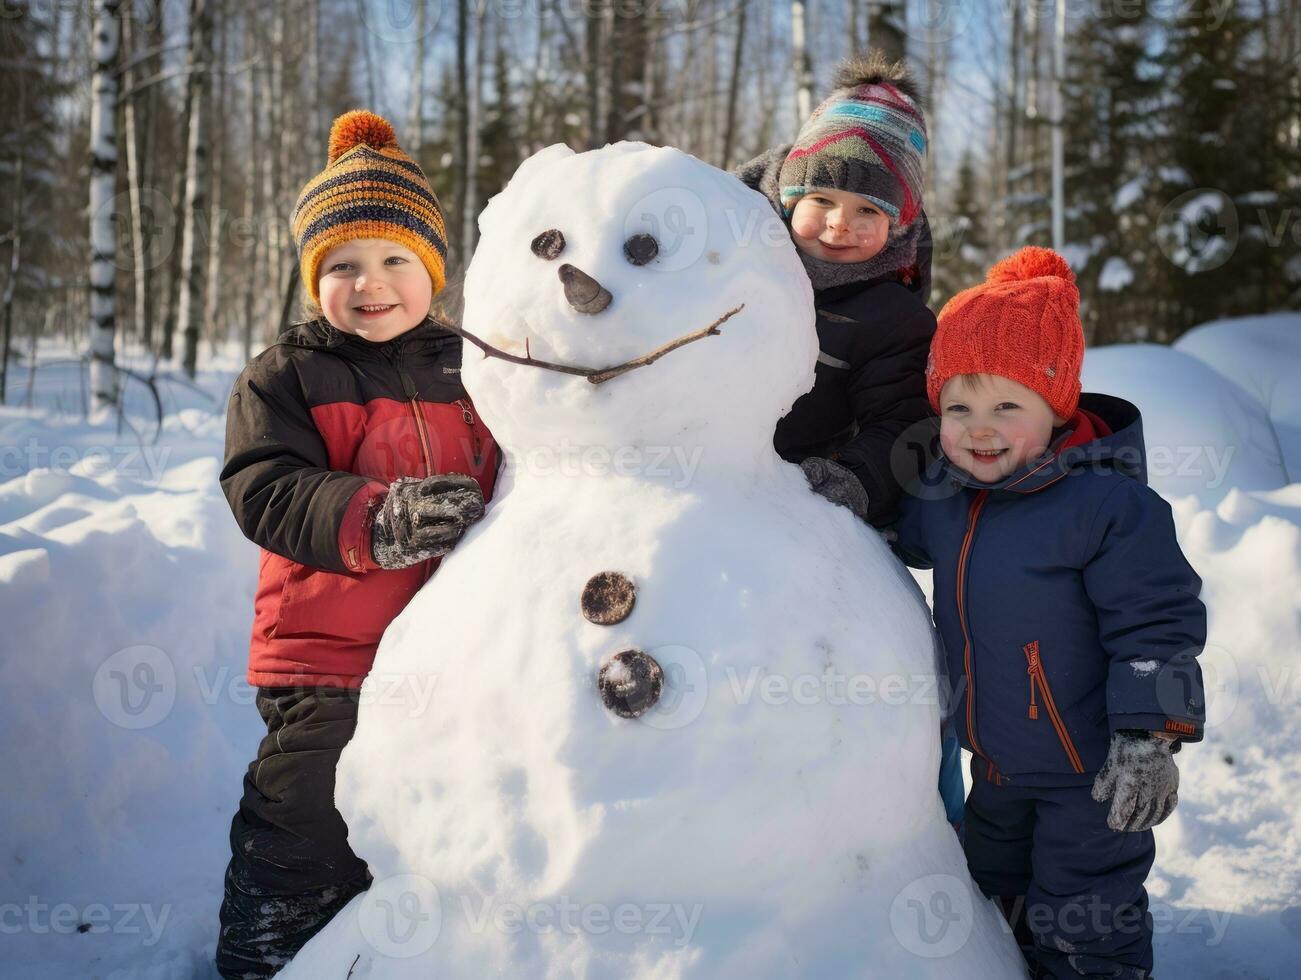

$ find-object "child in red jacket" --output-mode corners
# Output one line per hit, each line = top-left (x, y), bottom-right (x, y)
(215, 110), (497, 978)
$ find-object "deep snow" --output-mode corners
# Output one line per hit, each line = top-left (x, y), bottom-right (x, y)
(1, 314), (1298, 978)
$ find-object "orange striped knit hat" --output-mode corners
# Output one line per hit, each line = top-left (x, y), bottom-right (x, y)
(292, 110), (447, 306)
(926, 247), (1085, 421)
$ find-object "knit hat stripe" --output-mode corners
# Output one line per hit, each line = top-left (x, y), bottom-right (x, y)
(825, 101), (927, 151)
(294, 183), (447, 245)
(298, 202), (449, 260)
(778, 59), (928, 230)
(291, 110), (448, 306)
(294, 167), (441, 222)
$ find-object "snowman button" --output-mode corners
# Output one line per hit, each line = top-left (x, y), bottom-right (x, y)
(598, 650), (663, 719)
(581, 571), (636, 625)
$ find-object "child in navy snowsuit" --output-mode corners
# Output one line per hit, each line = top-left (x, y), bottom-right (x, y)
(893, 248), (1207, 979)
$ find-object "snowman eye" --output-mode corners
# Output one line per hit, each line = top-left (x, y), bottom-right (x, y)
(531, 229), (565, 260)
(623, 233), (658, 266)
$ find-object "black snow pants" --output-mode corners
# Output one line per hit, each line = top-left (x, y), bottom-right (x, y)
(215, 687), (371, 979)
(963, 759), (1156, 979)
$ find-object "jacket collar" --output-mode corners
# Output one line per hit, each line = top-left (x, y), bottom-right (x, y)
(274, 315), (460, 356)
(928, 393), (1148, 495)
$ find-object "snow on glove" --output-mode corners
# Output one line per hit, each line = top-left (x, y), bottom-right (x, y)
(1091, 731), (1180, 832)
(370, 474), (485, 570)
(800, 457), (870, 522)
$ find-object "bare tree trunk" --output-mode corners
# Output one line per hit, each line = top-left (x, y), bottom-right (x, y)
(721, 0), (749, 168)
(585, 0), (604, 147)
(791, 0), (814, 126)
(203, 5), (228, 351)
(244, 6), (261, 361)
(455, 0), (470, 264)
(1, 151), (20, 405)
(867, 0), (906, 62)
(463, 3), (485, 257)
(89, 0), (122, 411)
(408, 0), (427, 152)
(178, 0), (212, 378)
(120, 4), (154, 359)
(1003, 0), (1023, 248)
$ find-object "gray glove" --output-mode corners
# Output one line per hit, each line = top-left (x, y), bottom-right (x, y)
(370, 474), (485, 570)
(1091, 731), (1180, 832)
(800, 457), (870, 522)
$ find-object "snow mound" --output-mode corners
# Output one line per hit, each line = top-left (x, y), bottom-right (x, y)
(1174, 313), (1301, 482)
(1082, 343), (1289, 506)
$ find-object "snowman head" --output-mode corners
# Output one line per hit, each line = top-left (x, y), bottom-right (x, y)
(461, 142), (817, 474)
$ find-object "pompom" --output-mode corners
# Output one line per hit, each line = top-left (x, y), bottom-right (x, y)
(327, 110), (397, 164)
(832, 50), (924, 106)
(985, 246), (1076, 286)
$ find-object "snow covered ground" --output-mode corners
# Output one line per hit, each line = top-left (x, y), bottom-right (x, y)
(1, 316), (1298, 978)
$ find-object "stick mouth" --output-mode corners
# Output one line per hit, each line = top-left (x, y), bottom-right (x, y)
(441, 306), (745, 386)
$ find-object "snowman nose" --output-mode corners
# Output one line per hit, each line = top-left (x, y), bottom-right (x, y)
(559, 263), (613, 315)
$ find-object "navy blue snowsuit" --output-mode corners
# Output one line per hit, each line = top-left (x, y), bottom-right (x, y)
(894, 393), (1207, 978)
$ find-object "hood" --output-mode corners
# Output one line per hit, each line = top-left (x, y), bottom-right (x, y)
(932, 393), (1147, 495)
(732, 144), (933, 304)
(273, 315), (461, 356)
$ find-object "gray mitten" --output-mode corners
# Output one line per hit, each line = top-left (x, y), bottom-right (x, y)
(1091, 731), (1180, 832)
(800, 457), (870, 522)
(370, 474), (485, 570)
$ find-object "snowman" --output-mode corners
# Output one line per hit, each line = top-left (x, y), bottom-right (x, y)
(280, 143), (1024, 978)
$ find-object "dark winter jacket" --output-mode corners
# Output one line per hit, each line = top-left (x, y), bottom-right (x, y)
(893, 394), (1207, 786)
(221, 317), (498, 688)
(773, 277), (937, 526)
(733, 145), (937, 527)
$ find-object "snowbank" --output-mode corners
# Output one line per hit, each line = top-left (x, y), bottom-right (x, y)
(1174, 313), (1301, 482)
(1, 318), (1298, 977)
(1082, 342), (1289, 506)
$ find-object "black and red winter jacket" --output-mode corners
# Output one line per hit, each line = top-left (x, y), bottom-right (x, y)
(220, 316), (498, 689)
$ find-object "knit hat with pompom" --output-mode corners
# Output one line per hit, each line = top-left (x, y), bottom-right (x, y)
(291, 109), (447, 305)
(778, 50), (928, 226)
(926, 247), (1085, 420)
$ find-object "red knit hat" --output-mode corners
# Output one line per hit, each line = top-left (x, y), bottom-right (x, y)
(926, 247), (1084, 421)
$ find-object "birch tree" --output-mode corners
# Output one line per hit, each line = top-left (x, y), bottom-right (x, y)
(88, 0), (121, 411)
(178, 0), (213, 377)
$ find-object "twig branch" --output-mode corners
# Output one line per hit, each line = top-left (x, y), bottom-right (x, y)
(586, 306), (744, 384)
(436, 306), (745, 386)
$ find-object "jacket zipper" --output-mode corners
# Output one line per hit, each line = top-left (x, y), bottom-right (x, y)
(956, 490), (991, 770)
(1022, 641), (1085, 773)
(454, 399), (484, 467)
(388, 346), (435, 477)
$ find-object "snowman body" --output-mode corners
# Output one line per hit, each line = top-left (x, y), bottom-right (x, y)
(281, 143), (1023, 978)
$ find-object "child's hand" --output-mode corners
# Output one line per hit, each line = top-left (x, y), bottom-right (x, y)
(800, 457), (870, 522)
(1091, 731), (1180, 832)
(370, 474), (485, 570)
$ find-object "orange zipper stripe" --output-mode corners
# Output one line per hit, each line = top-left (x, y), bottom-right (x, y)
(409, 397), (435, 477)
(1022, 641), (1085, 773)
(957, 490), (990, 761)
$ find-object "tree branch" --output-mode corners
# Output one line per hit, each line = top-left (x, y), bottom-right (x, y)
(436, 305), (745, 386)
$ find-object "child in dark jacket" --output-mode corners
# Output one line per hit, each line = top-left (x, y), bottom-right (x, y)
(215, 111), (498, 978)
(735, 52), (936, 528)
(894, 247), (1207, 979)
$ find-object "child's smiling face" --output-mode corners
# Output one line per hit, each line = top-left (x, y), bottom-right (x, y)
(939, 374), (1068, 481)
(317, 238), (433, 342)
(788, 188), (890, 264)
